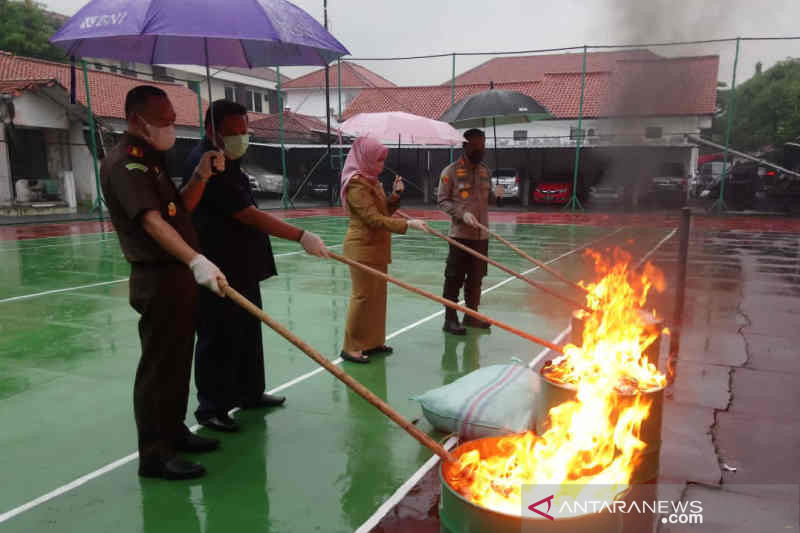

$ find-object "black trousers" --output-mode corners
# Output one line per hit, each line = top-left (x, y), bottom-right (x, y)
(194, 278), (265, 419)
(443, 238), (489, 321)
(129, 263), (196, 464)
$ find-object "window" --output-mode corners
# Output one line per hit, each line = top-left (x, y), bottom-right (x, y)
(253, 92), (263, 113)
(94, 63), (103, 71)
(645, 126), (663, 139)
(570, 127), (585, 140)
(587, 128), (596, 137)
(187, 81), (200, 95)
(244, 89), (254, 111)
(513, 130), (528, 141)
(120, 61), (136, 77)
(224, 87), (234, 101)
(152, 66), (173, 82)
(110, 65), (118, 73)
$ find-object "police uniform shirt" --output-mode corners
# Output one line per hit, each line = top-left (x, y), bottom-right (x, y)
(437, 156), (493, 240)
(183, 138), (276, 283)
(100, 133), (198, 263)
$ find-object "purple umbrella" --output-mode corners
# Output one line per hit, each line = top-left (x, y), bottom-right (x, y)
(49, 0), (349, 67)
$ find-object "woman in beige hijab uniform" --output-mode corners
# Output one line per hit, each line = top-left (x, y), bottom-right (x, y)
(339, 137), (428, 364)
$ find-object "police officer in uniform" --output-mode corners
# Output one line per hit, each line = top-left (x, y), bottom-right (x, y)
(100, 86), (228, 480)
(438, 129), (494, 335)
(182, 100), (329, 433)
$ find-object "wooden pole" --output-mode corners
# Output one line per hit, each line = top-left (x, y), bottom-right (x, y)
(221, 282), (457, 464)
(330, 252), (565, 354)
(395, 212), (590, 313)
(473, 221), (589, 294)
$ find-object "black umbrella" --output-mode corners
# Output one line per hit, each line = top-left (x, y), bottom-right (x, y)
(439, 82), (550, 169)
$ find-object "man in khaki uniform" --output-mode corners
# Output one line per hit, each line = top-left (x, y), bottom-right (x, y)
(438, 129), (494, 335)
(101, 85), (227, 480)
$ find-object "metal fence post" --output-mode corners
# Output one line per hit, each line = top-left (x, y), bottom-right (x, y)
(277, 66), (290, 209)
(563, 45), (586, 212)
(668, 206), (692, 385)
(450, 52), (456, 164)
(712, 37), (741, 213)
(81, 59), (103, 219)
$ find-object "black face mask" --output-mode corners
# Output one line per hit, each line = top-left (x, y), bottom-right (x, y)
(467, 150), (484, 164)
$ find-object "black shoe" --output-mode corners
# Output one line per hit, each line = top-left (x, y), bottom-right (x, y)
(175, 430), (220, 453)
(241, 393), (286, 409)
(363, 345), (393, 356)
(138, 456), (206, 480)
(443, 319), (466, 335)
(197, 413), (240, 433)
(464, 315), (491, 329)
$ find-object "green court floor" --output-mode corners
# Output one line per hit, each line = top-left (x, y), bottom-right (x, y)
(0, 216), (674, 532)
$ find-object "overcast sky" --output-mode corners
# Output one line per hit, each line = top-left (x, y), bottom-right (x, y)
(40, 0), (800, 86)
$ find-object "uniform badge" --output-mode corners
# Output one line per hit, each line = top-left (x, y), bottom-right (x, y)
(127, 145), (143, 158)
(167, 202), (177, 217)
(456, 169), (468, 177)
(461, 190), (470, 199)
(441, 175), (449, 185)
(125, 163), (149, 173)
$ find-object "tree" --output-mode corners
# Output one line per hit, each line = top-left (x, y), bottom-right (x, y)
(0, 0), (66, 62)
(712, 58), (800, 151)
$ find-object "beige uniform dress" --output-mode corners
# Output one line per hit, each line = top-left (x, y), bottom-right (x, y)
(342, 176), (408, 352)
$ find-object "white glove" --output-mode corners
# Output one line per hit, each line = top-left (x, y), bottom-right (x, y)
(406, 219), (428, 232)
(462, 212), (480, 228)
(189, 254), (227, 297)
(299, 230), (329, 258)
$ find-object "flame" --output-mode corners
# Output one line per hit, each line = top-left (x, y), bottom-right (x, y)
(445, 247), (667, 516)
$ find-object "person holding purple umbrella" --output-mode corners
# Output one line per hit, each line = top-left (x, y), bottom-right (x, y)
(182, 100), (329, 433)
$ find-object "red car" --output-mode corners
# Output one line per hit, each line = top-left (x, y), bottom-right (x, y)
(533, 177), (573, 204)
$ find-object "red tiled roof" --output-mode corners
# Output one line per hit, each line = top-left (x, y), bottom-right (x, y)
(0, 51), (208, 127)
(605, 56), (719, 117)
(0, 79), (61, 96)
(450, 49), (661, 84)
(249, 111), (328, 142)
(282, 61), (395, 89)
(344, 55), (718, 120)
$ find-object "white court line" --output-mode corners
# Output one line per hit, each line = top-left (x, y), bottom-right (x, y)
(0, 226), (623, 525)
(354, 437), (458, 533)
(354, 226), (679, 532)
(0, 245), (345, 305)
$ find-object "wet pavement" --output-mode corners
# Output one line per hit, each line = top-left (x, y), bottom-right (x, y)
(370, 217), (800, 533)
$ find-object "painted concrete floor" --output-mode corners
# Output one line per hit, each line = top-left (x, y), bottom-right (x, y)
(1, 209), (797, 532)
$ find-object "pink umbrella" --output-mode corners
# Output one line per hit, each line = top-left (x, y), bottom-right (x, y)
(340, 112), (463, 146)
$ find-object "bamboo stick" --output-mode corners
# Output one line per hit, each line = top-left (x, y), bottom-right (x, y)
(330, 252), (565, 354)
(395, 211), (590, 313)
(473, 221), (589, 294)
(221, 281), (458, 464)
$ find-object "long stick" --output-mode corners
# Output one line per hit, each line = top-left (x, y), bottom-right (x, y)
(221, 282), (457, 464)
(395, 212), (590, 313)
(330, 252), (565, 354)
(473, 221), (589, 294)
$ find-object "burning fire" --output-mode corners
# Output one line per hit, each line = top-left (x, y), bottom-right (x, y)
(446, 248), (667, 516)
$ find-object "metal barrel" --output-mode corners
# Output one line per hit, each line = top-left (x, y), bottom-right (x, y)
(534, 373), (664, 484)
(440, 436), (622, 533)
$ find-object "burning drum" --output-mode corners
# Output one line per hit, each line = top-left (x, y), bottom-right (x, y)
(440, 436), (623, 533)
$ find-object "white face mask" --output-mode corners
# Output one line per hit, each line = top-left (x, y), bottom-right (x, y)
(142, 118), (176, 151)
(223, 134), (249, 160)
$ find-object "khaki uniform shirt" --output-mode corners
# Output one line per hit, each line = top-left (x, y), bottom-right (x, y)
(438, 156), (493, 240)
(100, 133), (198, 264)
(342, 177), (407, 265)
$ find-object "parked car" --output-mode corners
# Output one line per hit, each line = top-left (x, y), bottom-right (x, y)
(691, 160), (724, 198)
(587, 181), (625, 204)
(242, 164), (284, 196)
(491, 168), (519, 200)
(699, 161), (762, 209)
(533, 175), (573, 205)
(645, 162), (688, 207)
